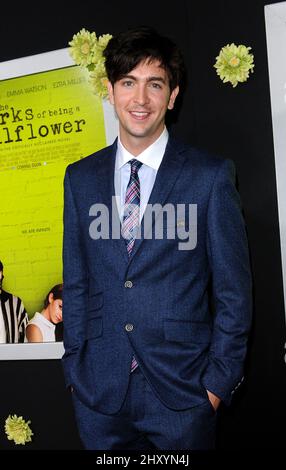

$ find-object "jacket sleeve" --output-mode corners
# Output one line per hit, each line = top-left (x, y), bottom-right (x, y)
(62, 166), (88, 388)
(201, 159), (252, 405)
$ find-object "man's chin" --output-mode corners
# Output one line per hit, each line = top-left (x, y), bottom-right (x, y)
(126, 126), (159, 140)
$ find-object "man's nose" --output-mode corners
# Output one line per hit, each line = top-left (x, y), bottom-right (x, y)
(133, 85), (150, 105)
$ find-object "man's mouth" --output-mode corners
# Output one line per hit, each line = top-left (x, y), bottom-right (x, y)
(129, 111), (150, 120)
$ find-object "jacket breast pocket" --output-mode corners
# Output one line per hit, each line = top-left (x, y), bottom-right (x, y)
(86, 316), (103, 340)
(164, 320), (211, 343)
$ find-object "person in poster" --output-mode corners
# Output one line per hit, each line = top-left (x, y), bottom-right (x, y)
(25, 283), (63, 342)
(62, 26), (252, 450)
(0, 260), (28, 343)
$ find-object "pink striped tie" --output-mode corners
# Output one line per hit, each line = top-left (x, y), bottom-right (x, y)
(121, 159), (142, 373)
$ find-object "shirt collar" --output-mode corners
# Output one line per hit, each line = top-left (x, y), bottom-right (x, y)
(116, 127), (169, 170)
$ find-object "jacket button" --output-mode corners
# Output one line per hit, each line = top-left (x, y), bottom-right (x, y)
(124, 280), (133, 288)
(125, 323), (134, 332)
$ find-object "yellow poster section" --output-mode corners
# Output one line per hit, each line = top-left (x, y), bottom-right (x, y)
(0, 65), (106, 316)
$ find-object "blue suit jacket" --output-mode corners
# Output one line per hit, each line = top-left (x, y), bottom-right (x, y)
(62, 137), (252, 415)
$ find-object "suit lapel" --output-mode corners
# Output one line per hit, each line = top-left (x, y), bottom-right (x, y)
(94, 140), (129, 263)
(130, 138), (187, 259)
(92, 138), (187, 263)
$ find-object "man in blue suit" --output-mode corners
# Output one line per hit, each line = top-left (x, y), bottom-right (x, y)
(62, 26), (252, 450)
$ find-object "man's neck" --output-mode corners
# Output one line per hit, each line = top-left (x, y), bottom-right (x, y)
(119, 128), (166, 156)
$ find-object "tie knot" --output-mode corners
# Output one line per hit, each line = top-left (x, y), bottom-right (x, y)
(129, 159), (142, 175)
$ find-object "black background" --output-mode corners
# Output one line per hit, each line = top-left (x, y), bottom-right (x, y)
(0, 0), (285, 450)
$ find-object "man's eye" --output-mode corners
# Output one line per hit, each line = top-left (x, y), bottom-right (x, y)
(151, 83), (162, 89)
(123, 81), (133, 87)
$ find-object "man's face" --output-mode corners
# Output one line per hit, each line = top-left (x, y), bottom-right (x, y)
(107, 59), (179, 153)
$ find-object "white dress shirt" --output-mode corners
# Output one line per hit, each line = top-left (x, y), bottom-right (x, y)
(114, 127), (169, 223)
(25, 312), (56, 342)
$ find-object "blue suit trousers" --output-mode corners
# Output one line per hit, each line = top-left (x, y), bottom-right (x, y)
(72, 366), (217, 450)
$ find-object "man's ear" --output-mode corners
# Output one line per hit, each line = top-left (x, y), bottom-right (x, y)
(107, 81), (115, 105)
(168, 86), (179, 110)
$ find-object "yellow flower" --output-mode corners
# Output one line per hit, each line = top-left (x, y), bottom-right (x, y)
(5, 414), (33, 445)
(214, 43), (254, 87)
(97, 34), (113, 52)
(69, 28), (97, 67)
(69, 29), (112, 98)
(89, 60), (110, 99)
(91, 33), (113, 65)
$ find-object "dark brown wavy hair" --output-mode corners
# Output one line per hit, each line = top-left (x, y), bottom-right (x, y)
(43, 284), (63, 309)
(103, 26), (186, 92)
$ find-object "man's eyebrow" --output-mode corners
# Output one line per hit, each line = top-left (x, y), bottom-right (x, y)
(147, 76), (167, 84)
(120, 74), (167, 83)
(119, 74), (137, 81)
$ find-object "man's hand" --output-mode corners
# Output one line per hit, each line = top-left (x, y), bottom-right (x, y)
(206, 390), (221, 411)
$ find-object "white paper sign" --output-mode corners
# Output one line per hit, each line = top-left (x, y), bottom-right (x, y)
(265, 2), (286, 323)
